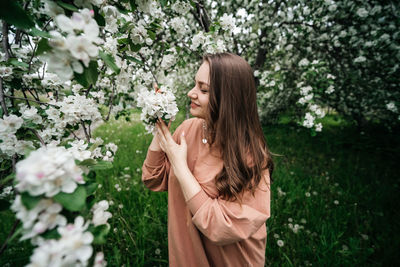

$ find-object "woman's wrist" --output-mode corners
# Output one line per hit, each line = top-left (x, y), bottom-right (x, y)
(173, 163), (202, 201)
(148, 133), (163, 152)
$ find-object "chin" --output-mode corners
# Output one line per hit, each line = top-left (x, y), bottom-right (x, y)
(190, 108), (205, 119)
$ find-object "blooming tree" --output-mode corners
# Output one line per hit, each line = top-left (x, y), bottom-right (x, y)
(1, 0), (399, 264)
(205, 0), (400, 132)
(0, 0), (233, 265)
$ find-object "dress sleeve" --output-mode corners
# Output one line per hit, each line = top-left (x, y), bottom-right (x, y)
(141, 149), (170, 191)
(186, 170), (271, 246)
(141, 120), (186, 192)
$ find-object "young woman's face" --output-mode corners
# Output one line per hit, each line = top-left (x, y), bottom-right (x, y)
(187, 61), (210, 119)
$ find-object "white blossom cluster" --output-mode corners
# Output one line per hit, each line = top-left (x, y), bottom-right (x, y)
(91, 200), (112, 227)
(170, 17), (188, 37)
(136, 87), (179, 133)
(56, 94), (103, 125)
(386, 102), (398, 113)
(171, 1), (191, 14)
(190, 31), (227, 53)
(297, 84), (314, 105)
(26, 216), (95, 267)
(44, 8), (102, 80)
(15, 146), (84, 197)
(130, 20), (149, 45)
(0, 186), (13, 198)
(220, 13), (236, 32)
(11, 195), (67, 241)
(67, 138), (117, 163)
(0, 114), (35, 158)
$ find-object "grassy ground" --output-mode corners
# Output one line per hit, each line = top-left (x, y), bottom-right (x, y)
(1, 111), (399, 266)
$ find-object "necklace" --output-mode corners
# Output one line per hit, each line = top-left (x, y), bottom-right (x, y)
(202, 121), (208, 144)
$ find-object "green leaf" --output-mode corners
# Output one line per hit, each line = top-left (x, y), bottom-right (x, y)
(8, 58), (29, 68)
(21, 193), (41, 210)
(99, 50), (121, 75)
(150, 22), (162, 30)
(85, 182), (98, 195)
(147, 29), (156, 40)
(29, 28), (52, 38)
(1, 172), (15, 186)
(0, 199), (11, 211)
(0, 0), (35, 30)
(93, 7), (105, 27)
(120, 22), (133, 33)
(74, 71), (89, 87)
(129, 43), (142, 52)
(86, 61), (99, 86)
(74, 61), (99, 87)
(36, 38), (52, 56)
(56, 0), (79, 11)
(90, 224), (110, 245)
(117, 38), (129, 45)
(89, 161), (113, 171)
(129, 0), (137, 11)
(160, 0), (167, 8)
(77, 158), (97, 167)
(125, 55), (143, 65)
(54, 186), (87, 212)
(41, 228), (61, 240)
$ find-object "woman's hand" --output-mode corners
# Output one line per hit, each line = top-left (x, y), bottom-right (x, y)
(156, 118), (188, 172)
(148, 83), (163, 152)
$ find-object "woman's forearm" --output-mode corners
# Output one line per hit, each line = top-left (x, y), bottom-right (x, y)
(173, 163), (202, 201)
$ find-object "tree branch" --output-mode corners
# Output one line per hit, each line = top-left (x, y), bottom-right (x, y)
(106, 85), (115, 121)
(29, 128), (45, 147)
(191, 1), (211, 32)
(1, 21), (12, 60)
(4, 94), (57, 107)
(0, 78), (9, 116)
(0, 219), (20, 257)
(80, 120), (91, 143)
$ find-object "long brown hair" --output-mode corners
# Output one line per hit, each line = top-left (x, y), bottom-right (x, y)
(203, 53), (274, 201)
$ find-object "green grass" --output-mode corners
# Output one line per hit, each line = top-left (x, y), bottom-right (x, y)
(1, 111), (399, 266)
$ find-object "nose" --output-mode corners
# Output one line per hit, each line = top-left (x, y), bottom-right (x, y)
(187, 87), (197, 99)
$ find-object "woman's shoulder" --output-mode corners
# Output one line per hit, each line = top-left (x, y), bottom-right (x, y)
(177, 117), (203, 131)
(172, 117), (203, 137)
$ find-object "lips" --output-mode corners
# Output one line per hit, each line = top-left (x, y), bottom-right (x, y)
(190, 102), (200, 109)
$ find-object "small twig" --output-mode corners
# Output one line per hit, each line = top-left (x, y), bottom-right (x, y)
(138, 54), (159, 85)
(0, 78), (9, 116)
(4, 95), (57, 107)
(40, 62), (47, 80)
(85, 84), (93, 98)
(0, 219), (20, 257)
(12, 154), (17, 173)
(21, 90), (31, 108)
(106, 86), (115, 121)
(26, 87), (40, 101)
(66, 128), (81, 140)
(81, 120), (90, 143)
(2, 21), (12, 60)
(29, 128), (45, 147)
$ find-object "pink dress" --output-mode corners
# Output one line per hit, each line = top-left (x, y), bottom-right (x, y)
(142, 118), (271, 267)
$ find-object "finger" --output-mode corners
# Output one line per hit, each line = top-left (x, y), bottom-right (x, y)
(156, 125), (168, 149)
(153, 83), (160, 93)
(157, 118), (167, 136)
(158, 118), (171, 138)
(153, 82), (158, 89)
(159, 119), (175, 143)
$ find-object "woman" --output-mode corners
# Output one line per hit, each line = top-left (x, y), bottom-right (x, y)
(142, 53), (274, 267)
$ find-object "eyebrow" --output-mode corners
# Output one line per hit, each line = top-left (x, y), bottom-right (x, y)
(194, 78), (210, 87)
